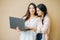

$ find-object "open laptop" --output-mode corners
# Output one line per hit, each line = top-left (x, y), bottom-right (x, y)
(9, 16), (26, 31)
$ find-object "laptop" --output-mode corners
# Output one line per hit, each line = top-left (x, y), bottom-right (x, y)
(9, 16), (26, 31)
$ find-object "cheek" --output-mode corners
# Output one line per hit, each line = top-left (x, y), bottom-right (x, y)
(37, 11), (42, 15)
(37, 11), (39, 14)
(37, 11), (40, 14)
(33, 9), (35, 12)
(38, 12), (41, 15)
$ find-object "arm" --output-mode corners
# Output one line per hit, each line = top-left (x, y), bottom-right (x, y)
(25, 26), (37, 32)
(32, 27), (37, 32)
(41, 18), (50, 34)
(36, 18), (42, 33)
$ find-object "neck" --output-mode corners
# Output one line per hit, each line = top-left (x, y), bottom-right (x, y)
(30, 14), (35, 17)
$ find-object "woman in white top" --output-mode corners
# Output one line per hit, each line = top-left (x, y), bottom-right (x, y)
(16, 3), (38, 40)
(36, 4), (50, 40)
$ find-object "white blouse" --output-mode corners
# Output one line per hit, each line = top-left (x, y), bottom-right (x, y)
(36, 15), (50, 40)
(20, 16), (38, 40)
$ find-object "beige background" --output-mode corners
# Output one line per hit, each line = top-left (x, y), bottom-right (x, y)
(0, 0), (60, 40)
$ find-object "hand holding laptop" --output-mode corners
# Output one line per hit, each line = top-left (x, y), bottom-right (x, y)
(15, 27), (22, 32)
(25, 27), (32, 30)
(15, 26), (32, 32)
(9, 16), (32, 31)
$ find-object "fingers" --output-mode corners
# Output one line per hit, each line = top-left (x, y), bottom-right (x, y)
(15, 27), (22, 32)
(32, 27), (37, 32)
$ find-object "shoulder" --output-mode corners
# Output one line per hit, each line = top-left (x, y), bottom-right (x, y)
(35, 16), (38, 18)
(44, 15), (50, 22)
(34, 16), (40, 21)
(35, 16), (42, 23)
(22, 16), (27, 19)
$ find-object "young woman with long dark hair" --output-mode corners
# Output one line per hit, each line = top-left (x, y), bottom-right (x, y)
(16, 3), (38, 40)
(36, 4), (50, 40)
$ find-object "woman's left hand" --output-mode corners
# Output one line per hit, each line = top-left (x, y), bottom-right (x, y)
(32, 27), (37, 32)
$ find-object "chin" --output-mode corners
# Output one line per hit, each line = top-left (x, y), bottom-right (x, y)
(38, 15), (42, 17)
(31, 13), (34, 15)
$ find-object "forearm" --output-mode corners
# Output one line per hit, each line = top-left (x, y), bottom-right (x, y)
(32, 27), (37, 32)
(41, 26), (48, 34)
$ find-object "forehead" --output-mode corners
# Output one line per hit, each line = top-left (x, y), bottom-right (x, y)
(37, 7), (40, 10)
(29, 5), (34, 8)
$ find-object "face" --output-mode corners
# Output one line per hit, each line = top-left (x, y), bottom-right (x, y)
(29, 5), (35, 15)
(37, 7), (44, 17)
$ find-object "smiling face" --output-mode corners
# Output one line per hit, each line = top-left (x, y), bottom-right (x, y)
(24, 3), (37, 21)
(37, 7), (44, 17)
(29, 5), (35, 15)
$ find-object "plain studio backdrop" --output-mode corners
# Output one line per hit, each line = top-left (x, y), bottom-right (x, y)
(0, 0), (60, 40)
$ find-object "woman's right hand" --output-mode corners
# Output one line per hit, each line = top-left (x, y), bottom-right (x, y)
(25, 27), (32, 30)
(15, 27), (22, 32)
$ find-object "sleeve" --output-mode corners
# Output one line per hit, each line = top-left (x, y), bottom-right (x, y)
(41, 17), (50, 34)
(36, 18), (42, 33)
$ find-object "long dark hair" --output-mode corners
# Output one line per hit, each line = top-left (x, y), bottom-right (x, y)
(37, 4), (47, 24)
(23, 3), (37, 21)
